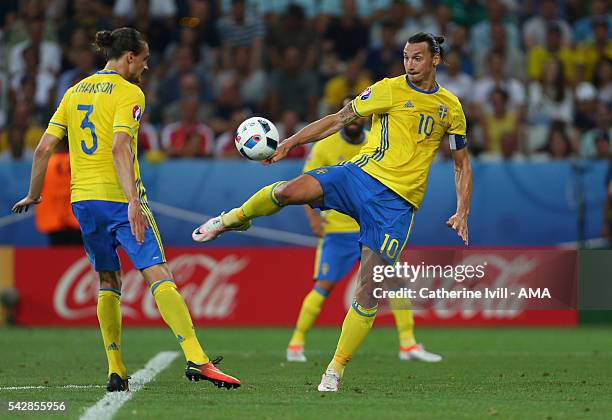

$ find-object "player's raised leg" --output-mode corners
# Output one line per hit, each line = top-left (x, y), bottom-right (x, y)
(97, 271), (129, 391)
(287, 281), (334, 362)
(318, 247), (383, 392)
(192, 174), (323, 242)
(141, 262), (241, 389)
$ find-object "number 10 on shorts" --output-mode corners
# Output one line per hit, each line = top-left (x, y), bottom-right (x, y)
(380, 233), (400, 259)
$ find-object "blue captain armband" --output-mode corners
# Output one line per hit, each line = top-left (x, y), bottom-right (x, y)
(449, 134), (467, 150)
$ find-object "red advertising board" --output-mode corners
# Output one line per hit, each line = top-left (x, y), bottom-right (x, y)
(13, 247), (577, 326)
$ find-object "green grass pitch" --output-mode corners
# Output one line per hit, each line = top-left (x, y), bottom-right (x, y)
(1, 327), (611, 419)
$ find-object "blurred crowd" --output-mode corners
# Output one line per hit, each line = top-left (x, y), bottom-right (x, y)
(0, 0), (610, 162)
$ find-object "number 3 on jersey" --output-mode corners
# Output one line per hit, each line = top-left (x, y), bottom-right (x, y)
(77, 104), (98, 154)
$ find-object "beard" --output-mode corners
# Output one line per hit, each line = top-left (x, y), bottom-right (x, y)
(344, 123), (362, 138)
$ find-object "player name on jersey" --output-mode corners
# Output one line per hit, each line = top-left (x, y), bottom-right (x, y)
(73, 81), (116, 95)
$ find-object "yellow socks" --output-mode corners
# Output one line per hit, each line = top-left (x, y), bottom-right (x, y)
(289, 287), (328, 348)
(228, 181), (286, 222)
(151, 279), (209, 364)
(327, 301), (377, 377)
(97, 289), (127, 378)
(390, 301), (416, 349)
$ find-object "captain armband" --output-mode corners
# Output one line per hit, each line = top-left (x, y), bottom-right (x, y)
(449, 134), (467, 150)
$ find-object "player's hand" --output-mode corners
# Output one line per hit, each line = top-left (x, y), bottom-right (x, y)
(309, 215), (325, 238)
(128, 200), (149, 244)
(11, 195), (42, 213)
(446, 213), (469, 245)
(264, 139), (294, 165)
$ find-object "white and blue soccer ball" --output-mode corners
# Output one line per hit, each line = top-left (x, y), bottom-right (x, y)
(235, 117), (279, 161)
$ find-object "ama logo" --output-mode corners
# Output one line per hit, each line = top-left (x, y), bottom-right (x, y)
(132, 105), (142, 122)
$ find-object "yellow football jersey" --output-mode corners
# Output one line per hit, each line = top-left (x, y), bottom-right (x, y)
(351, 75), (466, 208)
(45, 70), (146, 203)
(303, 129), (366, 233)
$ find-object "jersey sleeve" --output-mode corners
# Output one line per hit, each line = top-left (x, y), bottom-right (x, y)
(447, 98), (468, 150)
(302, 141), (326, 173)
(46, 88), (71, 139)
(351, 78), (393, 117)
(113, 86), (145, 138)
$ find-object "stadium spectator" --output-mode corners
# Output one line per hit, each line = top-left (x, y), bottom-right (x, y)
(472, 51), (525, 117)
(137, 113), (161, 155)
(9, 16), (60, 77)
(187, 0), (221, 52)
(572, 0), (611, 43)
(217, 0), (265, 71)
(593, 58), (612, 104)
(573, 81), (599, 132)
(483, 88), (520, 155)
(593, 130), (611, 160)
(161, 97), (215, 158)
(604, 161), (612, 246)
(580, 102), (612, 158)
(55, 47), (96, 106)
(123, 0), (176, 58)
(480, 131), (525, 161)
(10, 44), (55, 110)
(275, 110), (308, 159)
(526, 58), (574, 152)
(364, 19), (403, 81)
(323, 58), (372, 112)
(437, 47), (473, 105)
(214, 108), (250, 159)
(543, 120), (574, 159)
(0, 102), (43, 154)
(576, 18), (612, 82)
(323, 0), (369, 62)
(383, 0), (422, 48)
(156, 44), (210, 105)
(56, 0), (112, 47)
(215, 46), (267, 112)
(422, 4), (457, 40)
(0, 126), (34, 161)
(446, 25), (474, 76)
(113, 0), (177, 21)
(268, 46), (318, 122)
(473, 21), (524, 79)
(266, 4), (318, 70)
(163, 73), (212, 124)
(470, 0), (520, 53)
(34, 141), (82, 246)
(526, 23), (575, 83)
(522, 0), (572, 49)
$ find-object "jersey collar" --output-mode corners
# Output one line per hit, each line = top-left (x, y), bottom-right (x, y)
(340, 128), (366, 145)
(405, 75), (439, 94)
(96, 70), (120, 75)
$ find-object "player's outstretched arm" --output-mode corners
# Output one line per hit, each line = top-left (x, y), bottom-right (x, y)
(266, 102), (358, 164)
(112, 132), (149, 244)
(11, 133), (61, 213)
(447, 147), (472, 245)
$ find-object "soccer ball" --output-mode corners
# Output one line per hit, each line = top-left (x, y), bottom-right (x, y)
(235, 117), (279, 161)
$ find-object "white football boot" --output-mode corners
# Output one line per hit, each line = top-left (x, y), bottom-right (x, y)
(317, 369), (341, 392)
(192, 212), (251, 242)
(286, 346), (307, 362)
(399, 344), (442, 362)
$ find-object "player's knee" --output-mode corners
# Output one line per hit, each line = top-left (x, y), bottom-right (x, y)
(273, 182), (296, 205)
(315, 280), (335, 294)
(99, 271), (121, 290)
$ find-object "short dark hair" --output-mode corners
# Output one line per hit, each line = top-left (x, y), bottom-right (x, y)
(94, 27), (146, 60)
(407, 32), (445, 57)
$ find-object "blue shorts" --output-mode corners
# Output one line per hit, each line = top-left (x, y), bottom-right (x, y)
(314, 232), (360, 282)
(71, 200), (166, 272)
(305, 163), (415, 264)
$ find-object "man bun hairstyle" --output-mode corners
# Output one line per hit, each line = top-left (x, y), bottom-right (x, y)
(94, 27), (145, 60)
(408, 32), (445, 58)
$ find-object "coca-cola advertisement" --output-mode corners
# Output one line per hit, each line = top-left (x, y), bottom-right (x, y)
(14, 247), (577, 326)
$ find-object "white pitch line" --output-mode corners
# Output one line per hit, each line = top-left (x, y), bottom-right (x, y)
(80, 351), (179, 420)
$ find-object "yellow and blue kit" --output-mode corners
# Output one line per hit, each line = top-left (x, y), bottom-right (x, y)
(303, 129), (365, 282)
(305, 75), (467, 263)
(46, 70), (165, 272)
